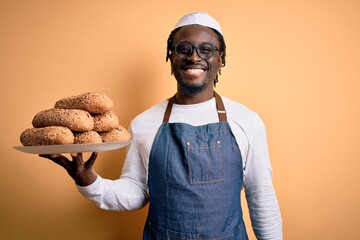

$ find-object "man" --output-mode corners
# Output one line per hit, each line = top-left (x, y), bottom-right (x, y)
(41, 12), (282, 240)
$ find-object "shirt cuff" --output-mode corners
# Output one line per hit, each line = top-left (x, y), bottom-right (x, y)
(76, 175), (102, 197)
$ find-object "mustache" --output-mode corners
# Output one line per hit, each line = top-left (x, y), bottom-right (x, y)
(179, 61), (209, 70)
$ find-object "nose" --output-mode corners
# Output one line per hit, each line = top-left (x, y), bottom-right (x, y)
(187, 48), (202, 62)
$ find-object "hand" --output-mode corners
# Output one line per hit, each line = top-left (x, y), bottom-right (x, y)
(39, 152), (98, 187)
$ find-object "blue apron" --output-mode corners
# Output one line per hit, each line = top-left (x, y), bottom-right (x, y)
(143, 92), (248, 240)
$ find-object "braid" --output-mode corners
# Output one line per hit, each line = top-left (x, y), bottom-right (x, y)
(212, 29), (226, 68)
(213, 29), (226, 87)
(166, 28), (181, 63)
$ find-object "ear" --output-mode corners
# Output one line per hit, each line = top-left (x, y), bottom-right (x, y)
(219, 52), (224, 67)
(169, 51), (174, 64)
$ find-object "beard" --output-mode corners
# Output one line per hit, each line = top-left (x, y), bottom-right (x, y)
(176, 77), (207, 96)
(174, 62), (211, 96)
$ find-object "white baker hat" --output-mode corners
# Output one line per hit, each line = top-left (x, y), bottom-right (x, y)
(174, 12), (223, 35)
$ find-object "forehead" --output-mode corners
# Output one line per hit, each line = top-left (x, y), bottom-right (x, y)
(173, 25), (220, 45)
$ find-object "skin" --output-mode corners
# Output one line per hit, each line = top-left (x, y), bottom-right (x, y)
(39, 152), (98, 186)
(171, 25), (222, 104)
(39, 24), (223, 186)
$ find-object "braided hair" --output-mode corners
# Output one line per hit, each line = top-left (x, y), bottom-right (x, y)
(165, 27), (226, 86)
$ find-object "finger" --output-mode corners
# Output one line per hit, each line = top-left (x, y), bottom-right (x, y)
(70, 152), (84, 166)
(39, 154), (71, 171)
(84, 152), (98, 169)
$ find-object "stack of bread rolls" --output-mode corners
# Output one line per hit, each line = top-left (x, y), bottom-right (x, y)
(20, 92), (131, 146)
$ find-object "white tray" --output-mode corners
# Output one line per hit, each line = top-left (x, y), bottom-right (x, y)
(14, 141), (131, 154)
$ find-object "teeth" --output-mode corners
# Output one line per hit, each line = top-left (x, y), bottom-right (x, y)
(185, 69), (204, 73)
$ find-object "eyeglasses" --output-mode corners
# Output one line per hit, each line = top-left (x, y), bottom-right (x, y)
(172, 42), (220, 60)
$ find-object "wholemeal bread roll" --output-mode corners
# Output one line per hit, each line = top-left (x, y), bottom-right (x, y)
(99, 126), (131, 142)
(20, 126), (74, 146)
(92, 111), (120, 132)
(54, 92), (113, 114)
(32, 108), (94, 131)
(73, 131), (102, 144)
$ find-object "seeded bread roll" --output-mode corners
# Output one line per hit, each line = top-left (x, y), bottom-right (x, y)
(73, 131), (102, 144)
(99, 126), (131, 142)
(54, 92), (113, 114)
(32, 108), (94, 131)
(20, 126), (74, 146)
(92, 111), (120, 132)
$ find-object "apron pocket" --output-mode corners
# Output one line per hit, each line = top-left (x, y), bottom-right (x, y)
(186, 138), (224, 184)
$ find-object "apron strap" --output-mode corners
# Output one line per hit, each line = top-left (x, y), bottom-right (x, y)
(214, 91), (227, 122)
(162, 94), (176, 123)
(162, 91), (227, 123)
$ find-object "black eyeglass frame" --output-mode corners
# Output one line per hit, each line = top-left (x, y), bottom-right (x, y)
(172, 41), (220, 60)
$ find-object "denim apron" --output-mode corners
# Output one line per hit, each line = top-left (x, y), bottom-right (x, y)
(143, 92), (248, 240)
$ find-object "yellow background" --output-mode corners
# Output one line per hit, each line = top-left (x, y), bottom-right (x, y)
(1, 0), (359, 239)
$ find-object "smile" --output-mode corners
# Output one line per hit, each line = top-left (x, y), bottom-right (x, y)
(184, 69), (205, 74)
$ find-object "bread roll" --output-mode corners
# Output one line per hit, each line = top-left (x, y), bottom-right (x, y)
(92, 111), (120, 132)
(99, 126), (131, 142)
(54, 92), (113, 114)
(73, 131), (102, 144)
(20, 126), (74, 146)
(32, 108), (94, 131)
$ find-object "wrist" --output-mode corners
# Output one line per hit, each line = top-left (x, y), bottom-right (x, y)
(74, 171), (98, 187)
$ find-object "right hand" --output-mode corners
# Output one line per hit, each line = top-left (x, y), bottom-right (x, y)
(39, 152), (98, 187)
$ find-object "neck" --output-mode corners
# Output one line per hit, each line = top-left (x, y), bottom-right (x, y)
(175, 90), (214, 105)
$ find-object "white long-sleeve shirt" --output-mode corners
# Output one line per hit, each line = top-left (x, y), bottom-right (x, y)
(78, 96), (283, 239)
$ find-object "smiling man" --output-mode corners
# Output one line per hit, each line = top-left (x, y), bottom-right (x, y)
(41, 12), (283, 240)
(169, 25), (223, 101)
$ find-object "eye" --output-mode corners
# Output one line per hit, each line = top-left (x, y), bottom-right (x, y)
(177, 44), (191, 54)
(199, 44), (213, 54)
